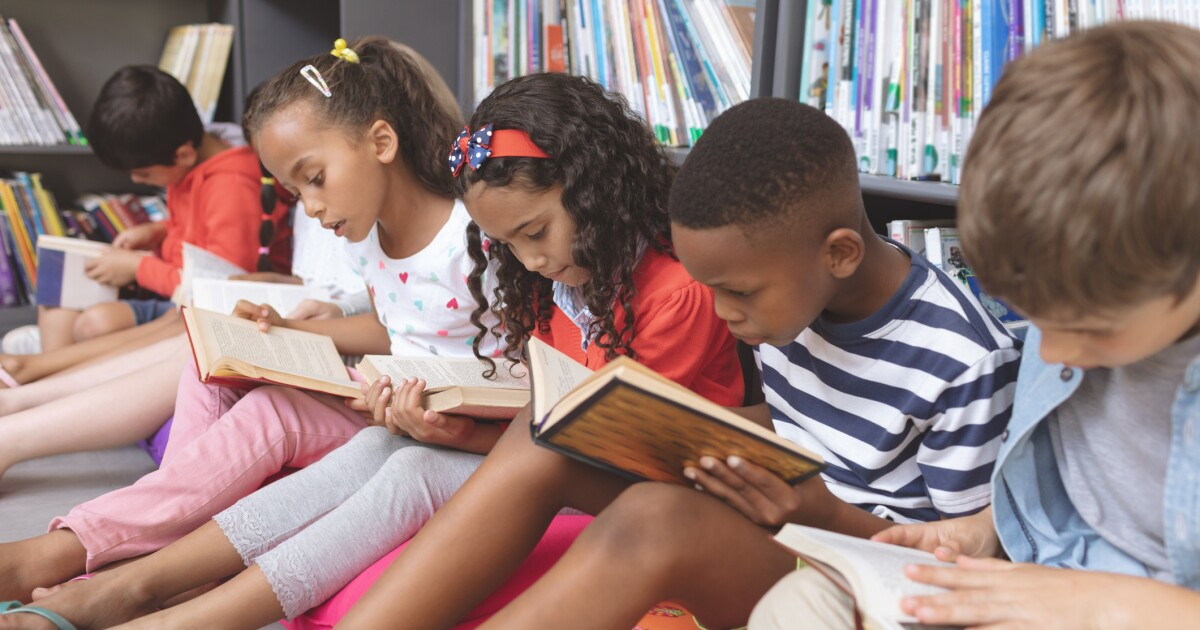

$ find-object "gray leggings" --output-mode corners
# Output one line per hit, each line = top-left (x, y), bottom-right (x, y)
(213, 426), (484, 618)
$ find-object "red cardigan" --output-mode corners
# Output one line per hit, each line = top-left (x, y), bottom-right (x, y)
(531, 249), (743, 407)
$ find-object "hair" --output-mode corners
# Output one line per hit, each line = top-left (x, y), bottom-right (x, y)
(242, 37), (462, 198)
(458, 73), (675, 368)
(669, 98), (860, 239)
(87, 65), (205, 170)
(959, 21), (1200, 318)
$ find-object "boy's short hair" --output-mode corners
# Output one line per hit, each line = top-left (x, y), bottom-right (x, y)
(669, 98), (859, 237)
(959, 21), (1200, 317)
(88, 65), (204, 170)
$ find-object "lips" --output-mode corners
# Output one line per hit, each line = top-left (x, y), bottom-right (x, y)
(544, 267), (567, 281)
(322, 219), (347, 236)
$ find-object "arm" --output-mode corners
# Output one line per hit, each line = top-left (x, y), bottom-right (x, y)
(231, 302), (392, 356)
(726, 401), (771, 429)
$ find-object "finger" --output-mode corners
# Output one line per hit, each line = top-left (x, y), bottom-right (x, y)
(384, 407), (403, 434)
(902, 590), (1017, 626)
(372, 386), (392, 422)
(955, 555), (1016, 572)
(345, 397), (368, 413)
(905, 563), (1008, 589)
(684, 463), (760, 519)
(726, 455), (797, 502)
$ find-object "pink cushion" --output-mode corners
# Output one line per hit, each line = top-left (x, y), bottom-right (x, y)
(283, 515), (594, 630)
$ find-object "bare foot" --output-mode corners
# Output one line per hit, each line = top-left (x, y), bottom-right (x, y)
(0, 355), (27, 389)
(0, 571), (157, 629)
(0, 532), (88, 602)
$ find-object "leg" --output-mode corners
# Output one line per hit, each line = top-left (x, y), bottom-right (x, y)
(0, 334), (185, 418)
(338, 411), (631, 629)
(747, 568), (858, 630)
(0, 530), (86, 603)
(129, 441), (485, 629)
(480, 483), (796, 630)
(0, 341), (184, 478)
(36, 386), (362, 576)
(0, 521), (247, 629)
(36, 306), (80, 353)
(71, 303), (137, 343)
(1, 312), (182, 386)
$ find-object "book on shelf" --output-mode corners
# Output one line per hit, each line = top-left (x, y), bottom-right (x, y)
(472, 0), (754, 147)
(34, 235), (117, 310)
(181, 306), (361, 398)
(356, 355), (530, 420)
(158, 23), (234, 125)
(0, 16), (86, 146)
(772, 524), (954, 630)
(886, 219), (955, 258)
(526, 337), (825, 485)
(803, 0), (1180, 185)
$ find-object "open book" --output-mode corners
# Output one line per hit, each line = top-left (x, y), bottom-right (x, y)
(772, 524), (955, 629)
(356, 355), (529, 420)
(174, 243), (329, 315)
(181, 306), (360, 398)
(172, 243), (249, 306)
(527, 338), (824, 485)
(35, 235), (118, 309)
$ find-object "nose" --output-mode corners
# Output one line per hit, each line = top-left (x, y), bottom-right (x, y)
(712, 295), (745, 324)
(510, 245), (547, 273)
(302, 199), (324, 219)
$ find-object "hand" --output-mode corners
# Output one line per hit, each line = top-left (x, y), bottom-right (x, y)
(872, 507), (1000, 562)
(228, 271), (303, 285)
(385, 377), (478, 448)
(900, 556), (1184, 629)
(683, 455), (841, 528)
(231, 301), (285, 331)
(84, 247), (147, 286)
(111, 222), (165, 250)
(286, 299), (344, 320)
(346, 375), (394, 426)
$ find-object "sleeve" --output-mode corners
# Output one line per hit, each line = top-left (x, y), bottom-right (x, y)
(917, 346), (1022, 517)
(135, 255), (180, 298)
(627, 281), (744, 407)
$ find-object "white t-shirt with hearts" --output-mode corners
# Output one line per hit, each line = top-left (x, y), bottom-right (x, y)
(343, 200), (500, 358)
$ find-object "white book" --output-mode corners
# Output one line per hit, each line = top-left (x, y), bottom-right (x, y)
(35, 235), (119, 310)
(190, 278), (330, 317)
(172, 242), (249, 306)
(772, 524), (955, 630)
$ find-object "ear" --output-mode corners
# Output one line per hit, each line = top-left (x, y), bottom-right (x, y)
(173, 142), (198, 169)
(821, 228), (865, 279)
(367, 119), (400, 164)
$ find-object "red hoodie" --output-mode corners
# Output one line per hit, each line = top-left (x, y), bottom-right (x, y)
(135, 145), (291, 297)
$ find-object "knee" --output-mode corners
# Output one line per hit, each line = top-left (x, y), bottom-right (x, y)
(582, 484), (706, 564)
(346, 425), (401, 452)
(72, 305), (128, 341)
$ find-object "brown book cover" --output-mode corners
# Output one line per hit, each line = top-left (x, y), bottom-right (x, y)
(528, 338), (824, 485)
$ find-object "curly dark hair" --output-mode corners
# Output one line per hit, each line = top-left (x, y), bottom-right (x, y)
(242, 37), (462, 198)
(457, 73), (675, 369)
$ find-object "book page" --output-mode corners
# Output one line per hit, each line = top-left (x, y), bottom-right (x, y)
(774, 525), (953, 623)
(193, 309), (350, 383)
(359, 355), (528, 391)
(190, 278), (330, 316)
(182, 242), (249, 279)
(526, 337), (594, 425)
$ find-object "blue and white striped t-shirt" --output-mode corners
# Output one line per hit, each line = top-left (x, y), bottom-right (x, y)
(757, 247), (1021, 523)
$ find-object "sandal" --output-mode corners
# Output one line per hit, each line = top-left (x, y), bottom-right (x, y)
(0, 601), (78, 630)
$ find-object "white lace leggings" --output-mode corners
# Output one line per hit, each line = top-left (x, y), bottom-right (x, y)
(213, 426), (484, 618)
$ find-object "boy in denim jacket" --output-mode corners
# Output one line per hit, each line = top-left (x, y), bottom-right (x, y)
(751, 20), (1200, 628)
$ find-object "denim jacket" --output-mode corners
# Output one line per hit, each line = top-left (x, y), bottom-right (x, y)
(992, 327), (1200, 589)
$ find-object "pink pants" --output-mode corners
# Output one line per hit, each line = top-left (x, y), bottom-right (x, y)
(51, 363), (367, 571)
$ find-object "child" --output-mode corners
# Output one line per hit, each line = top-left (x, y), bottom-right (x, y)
(1, 71), (747, 630)
(754, 21), (1200, 628)
(31, 66), (290, 351)
(332, 96), (1021, 629)
(0, 37), (485, 605)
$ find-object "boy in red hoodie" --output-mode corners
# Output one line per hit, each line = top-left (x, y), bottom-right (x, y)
(36, 66), (289, 351)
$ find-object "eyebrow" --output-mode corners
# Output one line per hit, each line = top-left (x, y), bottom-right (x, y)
(504, 216), (539, 239)
(288, 156), (311, 179)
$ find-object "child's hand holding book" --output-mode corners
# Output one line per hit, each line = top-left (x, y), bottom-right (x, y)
(871, 506), (1001, 563)
(685, 455), (845, 529)
(84, 247), (148, 287)
(385, 376), (481, 448)
(231, 300), (286, 332)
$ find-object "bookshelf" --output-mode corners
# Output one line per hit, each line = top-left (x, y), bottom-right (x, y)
(0, 0), (338, 201)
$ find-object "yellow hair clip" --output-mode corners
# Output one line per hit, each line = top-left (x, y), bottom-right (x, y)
(330, 38), (360, 64)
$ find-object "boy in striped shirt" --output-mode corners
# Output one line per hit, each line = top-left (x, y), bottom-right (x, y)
(478, 97), (1021, 628)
